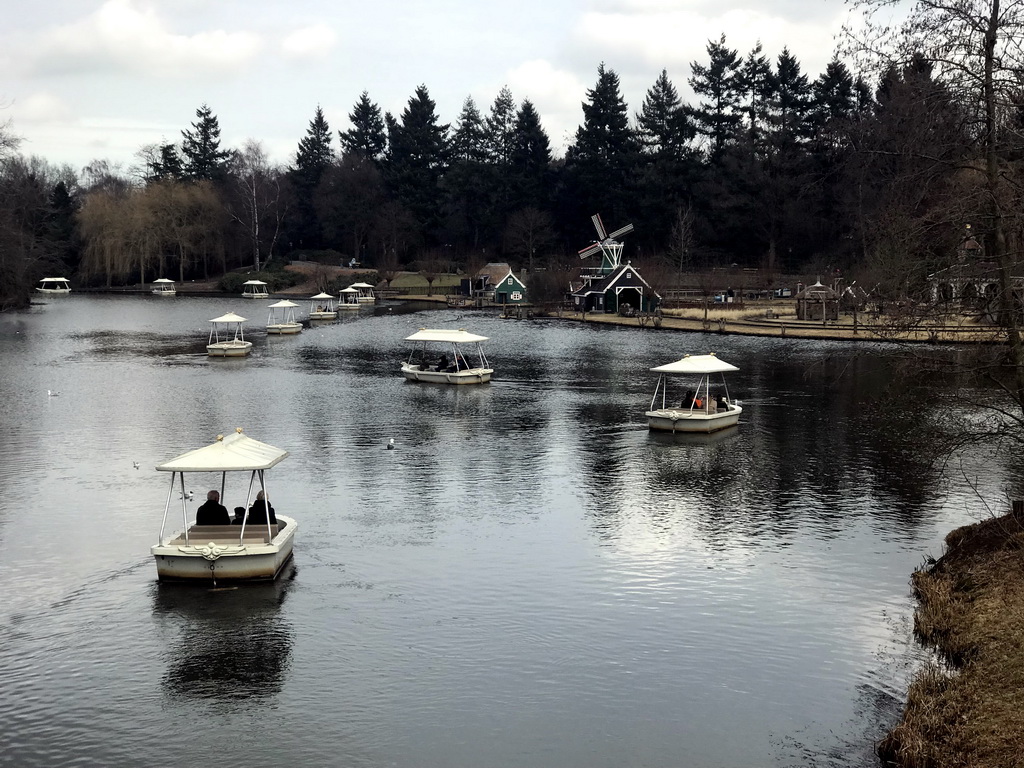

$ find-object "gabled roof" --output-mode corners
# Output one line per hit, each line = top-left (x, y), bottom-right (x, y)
(156, 429), (289, 472)
(572, 263), (660, 298)
(476, 262), (513, 288)
(493, 269), (526, 290)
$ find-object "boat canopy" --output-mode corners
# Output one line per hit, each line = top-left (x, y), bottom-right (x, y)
(650, 354), (738, 375)
(41, 276), (70, 281)
(156, 430), (289, 472)
(349, 282), (374, 289)
(339, 287), (358, 293)
(210, 312), (247, 323)
(405, 328), (489, 343)
(268, 299), (299, 308)
(153, 278), (174, 284)
(310, 292), (334, 300)
(242, 280), (268, 286)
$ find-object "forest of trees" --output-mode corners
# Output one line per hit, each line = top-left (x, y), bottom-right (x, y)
(3, 4), (1024, 314)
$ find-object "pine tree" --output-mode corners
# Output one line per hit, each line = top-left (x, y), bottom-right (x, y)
(445, 96), (491, 250)
(637, 69), (694, 159)
(689, 35), (743, 161)
(770, 48), (812, 141)
(180, 104), (229, 182)
(484, 86), (517, 167)
(294, 105), (334, 189)
(509, 99), (552, 211)
(738, 44), (774, 145)
(340, 92), (387, 161)
(451, 97), (487, 164)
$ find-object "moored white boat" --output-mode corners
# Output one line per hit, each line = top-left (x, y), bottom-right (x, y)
(36, 277), (71, 293)
(401, 328), (493, 384)
(151, 278), (176, 296)
(350, 282), (376, 303)
(241, 279), (269, 299)
(309, 292), (338, 320)
(151, 429), (297, 583)
(645, 353), (742, 433)
(207, 312), (252, 357)
(266, 299), (302, 335)
(337, 286), (361, 310)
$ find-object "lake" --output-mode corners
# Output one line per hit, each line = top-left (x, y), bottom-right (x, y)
(0, 293), (999, 768)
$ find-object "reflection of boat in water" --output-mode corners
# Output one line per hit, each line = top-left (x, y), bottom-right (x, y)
(266, 299), (302, 335)
(151, 429), (298, 582)
(645, 353), (742, 433)
(647, 424), (740, 446)
(401, 328), (493, 384)
(151, 278), (176, 295)
(308, 292), (338, 320)
(206, 312), (252, 357)
(154, 566), (295, 703)
(36, 276), (72, 293)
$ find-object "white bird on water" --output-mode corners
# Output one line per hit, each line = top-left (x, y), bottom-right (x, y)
(47, 389), (59, 397)
(387, 438), (395, 450)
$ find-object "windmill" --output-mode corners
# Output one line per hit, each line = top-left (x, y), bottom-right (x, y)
(578, 213), (634, 276)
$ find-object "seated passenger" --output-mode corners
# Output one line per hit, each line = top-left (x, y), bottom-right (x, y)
(195, 490), (230, 525)
(247, 490), (278, 526)
(231, 506), (246, 525)
(438, 353), (448, 371)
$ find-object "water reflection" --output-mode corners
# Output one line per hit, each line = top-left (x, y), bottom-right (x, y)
(154, 564), (296, 706)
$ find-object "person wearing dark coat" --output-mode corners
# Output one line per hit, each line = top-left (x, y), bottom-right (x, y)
(231, 506), (246, 525)
(195, 490), (230, 525)
(247, 490), (278, 526)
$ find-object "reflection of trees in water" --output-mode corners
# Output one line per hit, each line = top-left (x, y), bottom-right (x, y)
(153, 566), (295, 705)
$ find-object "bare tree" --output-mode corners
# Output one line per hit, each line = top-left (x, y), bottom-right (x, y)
(504, 207), (554, 272)
(228, 140), (283, 272)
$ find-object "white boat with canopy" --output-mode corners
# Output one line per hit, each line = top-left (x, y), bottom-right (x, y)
(401, 328), (493, 384)
(36, 277), (71, 293)
(151, 428), (297, 583)
(241, 279), (269, 299)
(309, 292), (338, 320)
(266, 299), (302, 335)
(349, 282), (376, 303)
(337, 286), (361, 310)
(151, 278), (176, 296)
(645, 353), (742, 433)
(207, 312), (252, 357)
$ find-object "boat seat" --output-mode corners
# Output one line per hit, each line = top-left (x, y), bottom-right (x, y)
(172, 524), (279, 544)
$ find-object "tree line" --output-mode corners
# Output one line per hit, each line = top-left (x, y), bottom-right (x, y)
(2, 5), (1024, 313)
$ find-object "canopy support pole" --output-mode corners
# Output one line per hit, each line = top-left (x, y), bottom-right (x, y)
(159, 473), (175, 541)
(179, 473), (190, 545)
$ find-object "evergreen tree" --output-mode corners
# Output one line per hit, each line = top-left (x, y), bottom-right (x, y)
(564, 63), (638, 231)
(445, 96), (491, 250)
(288, 105), (335, 250)
(382, 85), (450, 247)
(738, 43), (774, 145)
(484, 86), (517, 167)
(689, 35), (743, 161)
(181, 104), (229, 182)
(146, 143), (184, 183)
(770, 48), (813, 141)
(451, 96), (487, 164)
(637, 69), (694, 159)
(340, 92), (387, 162)
(509, 99), (552, 211)
(811, 58), (856, 128)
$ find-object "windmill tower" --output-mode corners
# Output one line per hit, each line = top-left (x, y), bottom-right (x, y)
(578, 213), (634, 277)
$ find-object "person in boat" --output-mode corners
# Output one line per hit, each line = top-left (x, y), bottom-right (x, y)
(196, 490), (230, 525)
(682, 390), (694, 409)
(231, 506), (246, 525)
(437, 353), (448, 372)
(247, 490), (278, 526)
(717, 395), (728, 412)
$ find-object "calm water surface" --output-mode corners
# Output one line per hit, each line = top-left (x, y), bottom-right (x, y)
(0, 294), (1002, 767)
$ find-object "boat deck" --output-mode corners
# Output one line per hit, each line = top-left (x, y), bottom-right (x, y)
(169, 524), (280, 545)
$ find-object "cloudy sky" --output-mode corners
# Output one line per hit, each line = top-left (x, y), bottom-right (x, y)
(1, 0), (851, 175)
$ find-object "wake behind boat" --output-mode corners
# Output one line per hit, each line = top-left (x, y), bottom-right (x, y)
(151, 428), (297, 583)
(401, 328), (493, 384)
(645, 353), (742, 433)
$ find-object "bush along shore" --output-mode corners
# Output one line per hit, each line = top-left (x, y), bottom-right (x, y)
(878, 511), (1024, 767)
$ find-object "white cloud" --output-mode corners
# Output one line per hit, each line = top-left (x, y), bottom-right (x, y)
(281, 24), (337, 60)
(12, 92), (72, 123)
(507, 60), (589, 152)
(28, 0), (263, 78)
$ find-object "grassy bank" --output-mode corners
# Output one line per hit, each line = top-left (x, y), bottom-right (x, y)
(879, 512), (1024, 767)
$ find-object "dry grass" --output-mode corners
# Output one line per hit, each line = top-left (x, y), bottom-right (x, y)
(879, 513), (1024, 767)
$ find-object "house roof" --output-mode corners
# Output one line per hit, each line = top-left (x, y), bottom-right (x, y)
(476, 262), (513, 287)
(493, 269), (526, 290)
(572, 263), (660, 298)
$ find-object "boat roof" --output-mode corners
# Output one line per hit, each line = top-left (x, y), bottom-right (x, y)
(268, 299), (299, 308)
(650, 353), (739, 374)
(152, 278), (175, 283)
(405, 328), (489, 343)
(156, 429), (289, 472)
(210, 312), (247, 323)
(41, 277), (70, 281)
(242, 280), (268, 286)
(310, 292), (334, 299)
(349, 282), (374, 288)
(339, 287), (358, 293)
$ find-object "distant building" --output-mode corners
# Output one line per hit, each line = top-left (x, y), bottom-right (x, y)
(571, 262), (660, 314)
(794, 280), (839, 321)
(492, 269), (527, 304)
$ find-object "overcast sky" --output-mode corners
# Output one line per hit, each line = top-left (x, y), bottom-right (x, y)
(1, 0), (851, 175)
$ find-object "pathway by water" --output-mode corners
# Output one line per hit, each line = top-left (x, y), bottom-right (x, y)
(0, 294), (1003, 768)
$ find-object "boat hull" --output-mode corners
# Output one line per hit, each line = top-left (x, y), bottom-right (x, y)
(152, 290), (176, 296)
(207, 341), (253, 357)
(309, 311), (337, 320)
(266, 323), (302, 335)
(35, 288), (71, 294)
(646, 405), (742, 433)
(152, 516), (297, 582)
(337, 304), (361, 311)
(401, 364), (493, 384)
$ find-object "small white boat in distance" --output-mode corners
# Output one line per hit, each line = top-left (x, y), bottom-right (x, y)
(266, 300), (302, 335)
(241, 279), (269, 299)
(645, 353), (742, 433)
(36, 277), (71, 293)
(207, 312), (252, 357)
(401, 328), (493, 384)
(309, 292), (338, 320)
(349, 282), (376, 303)
(151, 278), (176, 296)
(151, 428), (297, 582)
(337, 286), (361, 310)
